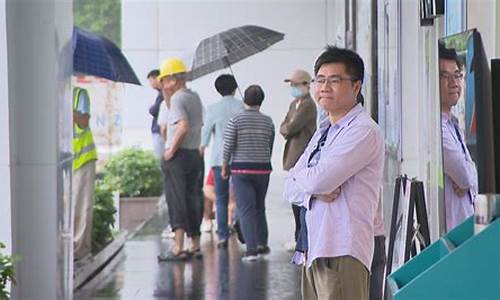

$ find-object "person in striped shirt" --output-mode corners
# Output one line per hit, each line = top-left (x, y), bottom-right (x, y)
(221, 85), (275, 261)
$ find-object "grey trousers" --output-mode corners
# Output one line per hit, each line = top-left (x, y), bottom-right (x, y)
(73, 160), (96, 260)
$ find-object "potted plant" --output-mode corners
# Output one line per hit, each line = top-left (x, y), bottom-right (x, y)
(0, 243), (18, 299)
(92, 180), (117, 253)
(103, 148), (162, 232)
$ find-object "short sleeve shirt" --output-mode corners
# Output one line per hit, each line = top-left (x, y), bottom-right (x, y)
(166, 88), (203, 150)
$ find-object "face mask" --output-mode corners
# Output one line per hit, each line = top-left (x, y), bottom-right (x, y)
(291, 86), (305, 99)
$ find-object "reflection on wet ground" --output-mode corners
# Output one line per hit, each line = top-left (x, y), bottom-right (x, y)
(76, 177), (302, 300)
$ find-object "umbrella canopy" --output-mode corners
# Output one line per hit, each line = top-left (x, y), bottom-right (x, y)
(73, 26), (141, 85)
(188, 25), (285, 80)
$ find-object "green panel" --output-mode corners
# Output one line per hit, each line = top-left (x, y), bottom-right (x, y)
(389, 217), (500, 299)
(389, 239), (450, 288)
(443, 216), (474, 247)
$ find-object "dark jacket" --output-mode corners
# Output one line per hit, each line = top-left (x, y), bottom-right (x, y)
(149, 90), (163, 134)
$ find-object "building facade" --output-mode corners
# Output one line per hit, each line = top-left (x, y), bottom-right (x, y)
(1, 0), (500, 297)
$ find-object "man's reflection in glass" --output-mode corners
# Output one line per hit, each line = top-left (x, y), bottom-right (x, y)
(439, 43), (478, 231)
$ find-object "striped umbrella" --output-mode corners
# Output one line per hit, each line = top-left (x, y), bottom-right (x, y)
(188, 25), (285, 81)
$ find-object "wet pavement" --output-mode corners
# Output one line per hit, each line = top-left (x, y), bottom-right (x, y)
(76, 174), (302, 300)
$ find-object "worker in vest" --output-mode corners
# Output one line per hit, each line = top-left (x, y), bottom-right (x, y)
(72, 86), (98, 260)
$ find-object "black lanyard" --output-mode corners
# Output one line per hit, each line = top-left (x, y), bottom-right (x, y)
(307, 125), (331, 167)
(452, 122), (468, 155)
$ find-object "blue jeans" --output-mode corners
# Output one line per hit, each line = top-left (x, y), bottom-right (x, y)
(213, 167), (230, 240)
(231, 173), (270, 253)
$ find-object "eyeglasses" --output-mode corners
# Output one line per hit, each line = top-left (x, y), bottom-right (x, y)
(439, 72), (464, 81)
(312, 76), (357, 86)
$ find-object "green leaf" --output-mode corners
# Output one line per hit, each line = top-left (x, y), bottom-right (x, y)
(74, 0), (121, 47)
(102, 148), (162, 197)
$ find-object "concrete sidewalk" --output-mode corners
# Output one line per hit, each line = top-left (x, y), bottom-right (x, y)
(76, 174), (302, 300)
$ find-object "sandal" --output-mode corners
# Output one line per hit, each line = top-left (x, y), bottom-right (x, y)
(157, 250), (189, 262)
(187, 248), (203, 259)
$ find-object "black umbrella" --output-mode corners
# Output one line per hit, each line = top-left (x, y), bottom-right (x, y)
(188, 25), (285, 81)
(73, 26), (141, 85)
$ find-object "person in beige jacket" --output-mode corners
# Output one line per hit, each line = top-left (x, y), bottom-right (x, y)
(280, 69), (317, 250)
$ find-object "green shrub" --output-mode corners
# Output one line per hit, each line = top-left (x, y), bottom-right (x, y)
(0, 243), (18, 299)
(103, 148), (162, 197)
(92, 180), (117, 253)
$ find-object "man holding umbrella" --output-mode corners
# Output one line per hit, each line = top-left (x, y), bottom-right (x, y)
(72, 86), (98, 261)
(200, 74), (243, 248)
(157, 58), (205, 261)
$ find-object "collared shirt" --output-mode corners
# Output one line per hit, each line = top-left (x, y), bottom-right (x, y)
(284, 104), (384, 270)
(201, 95), (244, 167)
(441, 113), (477, 230)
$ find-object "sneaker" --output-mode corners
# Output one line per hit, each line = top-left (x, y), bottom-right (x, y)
(217, 239), (228, 249)
(284, 240), (296, 252)
(201, 220), (213, 232)
(257, 245), (270, 255)
(241, 251), (259, 262)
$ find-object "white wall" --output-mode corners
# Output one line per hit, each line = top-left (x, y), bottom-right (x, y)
(122, 0), (340, 174)
(0, 0), (12, 254)
(468, 0), (497, 60)
(399, 0), (443, 240)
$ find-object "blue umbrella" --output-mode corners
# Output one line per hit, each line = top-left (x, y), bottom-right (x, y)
(73, 26), (141, 85)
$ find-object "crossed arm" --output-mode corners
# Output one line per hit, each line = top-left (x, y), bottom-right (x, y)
(284, 126), (380, 208)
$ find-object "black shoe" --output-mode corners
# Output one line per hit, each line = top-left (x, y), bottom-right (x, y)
(157, 250), (189, 262)
(257, 245), (270, 255)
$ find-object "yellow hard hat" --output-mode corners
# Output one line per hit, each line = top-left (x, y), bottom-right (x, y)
(158, 58), (187, 80)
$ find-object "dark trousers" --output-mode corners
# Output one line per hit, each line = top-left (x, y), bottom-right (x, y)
(213, 167), (230, 240)
(370, 235), (387, 300)
(162, 149), (204, 237)
(292, 204), (301, 241)
(232, 173), (270, 253)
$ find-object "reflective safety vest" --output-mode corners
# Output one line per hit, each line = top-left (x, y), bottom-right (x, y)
(73, 87), (98, 171)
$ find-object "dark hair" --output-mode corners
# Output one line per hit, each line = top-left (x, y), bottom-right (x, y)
(147, 69), (160, 78)
(243, 85), (265, 106)
(314, 45), (364, 83)
(438, 42), (463, 70)
(357, 93), (364, 105)
(215, 74), (238, 96)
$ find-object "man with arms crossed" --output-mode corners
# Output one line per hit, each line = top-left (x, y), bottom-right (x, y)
(284, 46), (384, 299)
(439, 43), (477, 231)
